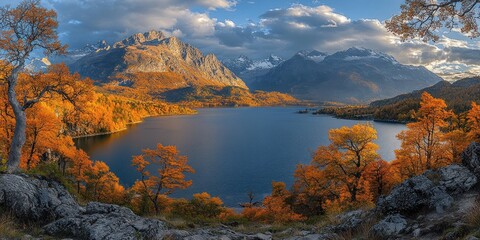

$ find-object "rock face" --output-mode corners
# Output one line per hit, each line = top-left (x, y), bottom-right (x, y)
(463, 142), (480, 177)
(44, 202), (167, 240)
(372, 214), (407, 238)
(71, 30), (247, 90)
(0, 174), (81, 223)
(377, 165), (477, 215)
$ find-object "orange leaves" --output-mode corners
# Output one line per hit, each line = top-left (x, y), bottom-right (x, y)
(468, 102), (480, 141)
(292, 123), (386, 216)
(395, 92), (454, 178)
(131, 144), (194, 215)
(386, 0), (480, 41)
(242, 181), (305, 223)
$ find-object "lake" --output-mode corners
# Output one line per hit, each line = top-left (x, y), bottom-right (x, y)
(75, 107), (406, 207)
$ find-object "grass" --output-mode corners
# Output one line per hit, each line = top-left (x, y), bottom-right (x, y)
(466, 197), (480, 228)
(0, 213), (23, 239)
(0, 209), (52, 239)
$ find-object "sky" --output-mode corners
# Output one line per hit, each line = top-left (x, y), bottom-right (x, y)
(5, 0), (480, 80)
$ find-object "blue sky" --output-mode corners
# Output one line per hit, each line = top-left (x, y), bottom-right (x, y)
(6, 0), (480, 80)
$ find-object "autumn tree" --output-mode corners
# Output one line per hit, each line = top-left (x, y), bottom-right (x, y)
(22, 103), (61, 169)
(68, 149), (92, 194)
(132, 144), (194, 215)
(243, 181), (305, 223)
(394, 92), (452, 179)
(363, 160), (398, 201)
(292, 164), (332, 216)
(0, 0), (69, 172)
(468, 102), (480, 141)
(314, 123), (380, 204)
(387, 0), (480, 41)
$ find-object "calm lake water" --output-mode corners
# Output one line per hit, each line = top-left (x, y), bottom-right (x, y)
(75, 107), (406, 207)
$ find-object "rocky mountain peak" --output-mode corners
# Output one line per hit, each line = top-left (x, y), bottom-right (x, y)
(327, 47), (398, 63)
(71, 31), (247, 89)
(113, 30), (166, 48)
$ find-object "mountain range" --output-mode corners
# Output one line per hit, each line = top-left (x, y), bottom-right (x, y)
(29, 31), (444, 105)
(245, 47), (442, 103)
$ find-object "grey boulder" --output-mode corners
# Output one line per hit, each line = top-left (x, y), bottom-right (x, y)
(377, 165), (476, 215)
(372, 214), (407, 238)
(43, 202), (167, 240)
(0, 174), (81, 222)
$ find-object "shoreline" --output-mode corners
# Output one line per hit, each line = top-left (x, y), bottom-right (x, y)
(72, 112), (197, 139)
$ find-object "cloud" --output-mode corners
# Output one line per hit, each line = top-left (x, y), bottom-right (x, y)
(41, 0), (233, 48)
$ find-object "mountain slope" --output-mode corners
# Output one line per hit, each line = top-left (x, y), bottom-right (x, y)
(317, 77), (480, 122)
(252, 47), (442, 103)
(370, 77), (480, 113)
(70, 31), (247, 90)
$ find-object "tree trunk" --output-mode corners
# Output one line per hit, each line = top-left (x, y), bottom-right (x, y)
(6, 71), (26, 173)
(27, 133), (38, 170)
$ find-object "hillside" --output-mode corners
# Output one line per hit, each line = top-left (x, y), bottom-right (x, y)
(316, 77), (480, 122)
(252, 47), (442, 103)
(160, 86), (300, 107)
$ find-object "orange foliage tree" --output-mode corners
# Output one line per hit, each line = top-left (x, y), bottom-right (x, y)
(243, 181), (305, 223)
(387, 0), (480, 42)
(292, 123), (382, 216)
(131, 144), (194, 215)
(0, 0), (68, 172)
(393, 92), (453, 179)
(85, 161), (125, 203)
(363, 160), (398, 201)
(315, 123), (380, 204)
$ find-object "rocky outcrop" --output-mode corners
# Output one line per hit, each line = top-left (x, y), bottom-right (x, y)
(377, 164), (477, 215)
(0, 174), (276, 239)
(0, 174), (81, 223)
(44, 202), (167, 240)
(463, 142), (480, 177)
(372, 214), (407, 238)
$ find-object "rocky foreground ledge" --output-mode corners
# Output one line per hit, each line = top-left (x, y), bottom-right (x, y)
(2, 143), (480, 239)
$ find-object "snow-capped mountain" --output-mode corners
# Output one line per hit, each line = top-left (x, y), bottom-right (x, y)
(295, 50), (328, 63)
(252, 47), (443, 103)
(51, 40), (111, 65)
(25, 57), (51, 72)
(26, 40), (111, 72)
(223, 55), (284, 84)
